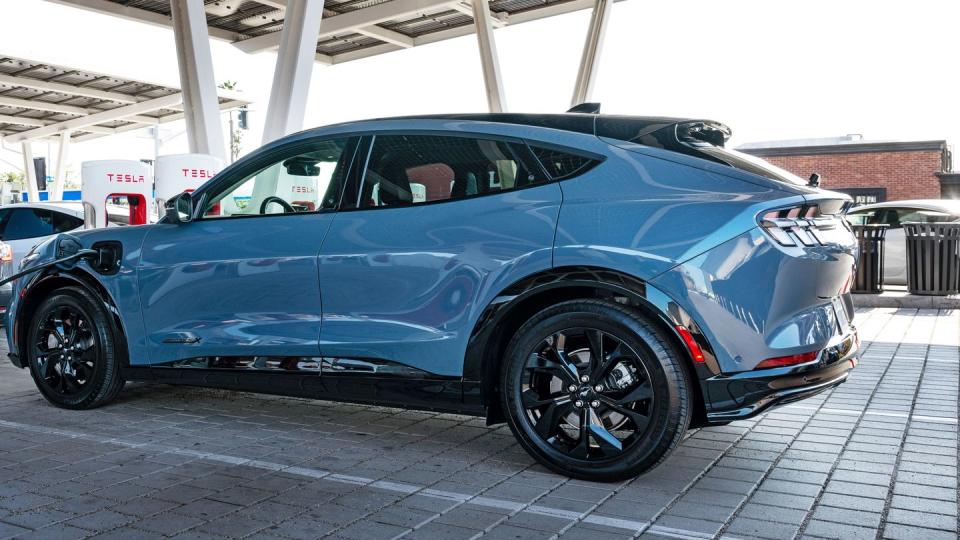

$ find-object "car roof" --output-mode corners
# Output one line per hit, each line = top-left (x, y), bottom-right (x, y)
(0, 201), (131, 217)
(1, 201), (85, 216)
(849, 199), (960, 215)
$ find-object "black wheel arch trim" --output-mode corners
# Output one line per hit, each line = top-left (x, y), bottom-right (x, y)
(462, 266), (721, 427)
(11, 267), (130, 370)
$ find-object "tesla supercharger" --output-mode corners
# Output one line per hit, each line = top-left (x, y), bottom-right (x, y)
(154, 153), (223, 220)
(80, 160), (152, 228)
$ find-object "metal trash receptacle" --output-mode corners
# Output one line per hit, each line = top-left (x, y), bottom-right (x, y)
(904, 222), (960, 296)
(851, 224), (888, 294)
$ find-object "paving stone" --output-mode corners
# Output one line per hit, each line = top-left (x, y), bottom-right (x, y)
(882, 523), (959, 540)
(817, 493), (887, 514)
(260, 515), (339, 539)
(812, 505), (882, 528)
(726, 516), (800, 539)
(889, 495), (958, 516)
(804, 519), (879, 540)
(885, 508), (957, 531)
(336, 519), (411, 539)
(434, 506), (505, 530)
(403, 521), (482, 539)
(0, 521), (32, 540)
(64, 509), (136, 532)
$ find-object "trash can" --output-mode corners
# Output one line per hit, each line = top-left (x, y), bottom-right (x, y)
(903, 222), (960, 296)
(851, 225), (888, 294)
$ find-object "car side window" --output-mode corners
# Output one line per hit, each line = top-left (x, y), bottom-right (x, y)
(529, 145), (602, 180)
(896, 208), (953, 224)
(358, 134), (547, 208)
(202, 138), (352, 218)
(52, 211), (83, 232)
(2, 208), (57, 240)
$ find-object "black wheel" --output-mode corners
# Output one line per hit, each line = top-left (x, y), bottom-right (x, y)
(501, 300), (692, 481)
(26, 287), (124, 409)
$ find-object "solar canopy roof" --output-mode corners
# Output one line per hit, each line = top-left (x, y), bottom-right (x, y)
(0, 55), (249, 143)
(49, 0), (606, 64)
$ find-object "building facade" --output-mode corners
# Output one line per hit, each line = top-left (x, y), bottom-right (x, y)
(739, 137), (955, 204)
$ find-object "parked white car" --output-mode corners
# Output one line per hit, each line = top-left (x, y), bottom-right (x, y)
(0, 202), (131, 270)
(846, 199), (960, 285)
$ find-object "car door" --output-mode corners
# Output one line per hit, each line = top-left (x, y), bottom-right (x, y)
(137, 136), (360, 366)
(318, 133), (562, 378)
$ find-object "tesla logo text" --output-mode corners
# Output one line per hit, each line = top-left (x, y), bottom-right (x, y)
(106, 173), (145, 183)
(181, 168), (217, 178)
(292, 186), (315, 193)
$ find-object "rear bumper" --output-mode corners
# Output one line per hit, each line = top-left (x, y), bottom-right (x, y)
(703, 328), (859, 423)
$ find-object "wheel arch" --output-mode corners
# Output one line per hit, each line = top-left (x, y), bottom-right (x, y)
(464, 266), (719, 428)
(15, 269), (130, 369)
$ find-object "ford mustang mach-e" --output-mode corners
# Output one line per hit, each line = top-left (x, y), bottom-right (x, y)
(5, 113), (859, 480)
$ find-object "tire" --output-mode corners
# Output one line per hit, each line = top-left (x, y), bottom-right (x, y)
(500, 299), (692, 481)
(26, 286), (124, 409)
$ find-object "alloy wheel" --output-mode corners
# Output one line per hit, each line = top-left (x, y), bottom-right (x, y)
(519, 327), (656, 461)
(33, 305), (97, 397)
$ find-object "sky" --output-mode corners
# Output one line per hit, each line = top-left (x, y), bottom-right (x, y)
(1, 0), (958, 178)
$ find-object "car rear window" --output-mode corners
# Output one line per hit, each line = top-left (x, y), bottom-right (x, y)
(693, 145), (808, 187)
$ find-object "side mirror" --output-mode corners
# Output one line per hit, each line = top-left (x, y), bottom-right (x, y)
(165, 191), (194, 224)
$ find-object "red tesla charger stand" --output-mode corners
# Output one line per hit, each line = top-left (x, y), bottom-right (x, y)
(154, 154), (223, 219)
(80, 160), (152, 228)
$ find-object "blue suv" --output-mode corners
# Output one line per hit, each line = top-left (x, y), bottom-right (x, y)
(5, 114), (860, 480)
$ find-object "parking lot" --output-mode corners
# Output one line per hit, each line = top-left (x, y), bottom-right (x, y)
(0, 307), (954, 540)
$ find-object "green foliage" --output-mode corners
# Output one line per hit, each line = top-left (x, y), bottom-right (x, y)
(0, 171), (25, 184)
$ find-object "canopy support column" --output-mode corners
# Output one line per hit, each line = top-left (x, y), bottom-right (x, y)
(171, 0), (226, 160)
(261, 0), (326, 144)
(472, 0), (506, 112)
(21, 142), (38, 203)
(570, 0), (613, 107)
(52, 131), (71, 200)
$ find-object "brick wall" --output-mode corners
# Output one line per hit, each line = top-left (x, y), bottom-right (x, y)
(761, 150), (943, 201)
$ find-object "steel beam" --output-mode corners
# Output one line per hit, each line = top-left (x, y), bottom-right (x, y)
(472, 0), (506, 112)
(0, 73), (139, 105)
(450, 2), (507, 27)
(52, 131), (71, 200)
(327, 0), (599, 64)
(235, 0), (460, 53)
(0, 115), (46, 128)
(570, 0), (613, 107)
(44, 0), (240, 41)
(261, 0), (326, 144)
(4, 93), (182, 143)
(0, 96), (88, 116)
(21, 142), (39, 202)
(70, 99), (247, 143)
(171, 0), (227, 160)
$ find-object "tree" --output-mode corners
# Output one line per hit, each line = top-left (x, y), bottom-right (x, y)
(218, 80), (244, 163)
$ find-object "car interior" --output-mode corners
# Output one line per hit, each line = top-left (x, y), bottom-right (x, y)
(359, 135), (542, 208)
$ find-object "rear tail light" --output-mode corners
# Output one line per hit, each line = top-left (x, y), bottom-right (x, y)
(676, 326), (705, 363)
(755, 350), (818, 370)
(760, 204), (842, 247)
(0, 243), (12, 262)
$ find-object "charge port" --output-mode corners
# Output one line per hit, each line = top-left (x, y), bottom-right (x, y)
(90, 241), (122, 275)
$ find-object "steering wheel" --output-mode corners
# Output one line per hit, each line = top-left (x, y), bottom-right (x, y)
(260, 196), (296, 214)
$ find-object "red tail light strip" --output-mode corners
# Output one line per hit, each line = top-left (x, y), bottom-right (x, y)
(676, 326), (705, 363)
(755, 350), (819, 370)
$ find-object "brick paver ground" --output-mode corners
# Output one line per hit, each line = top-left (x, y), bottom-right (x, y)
(0, 307), (956, 539)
